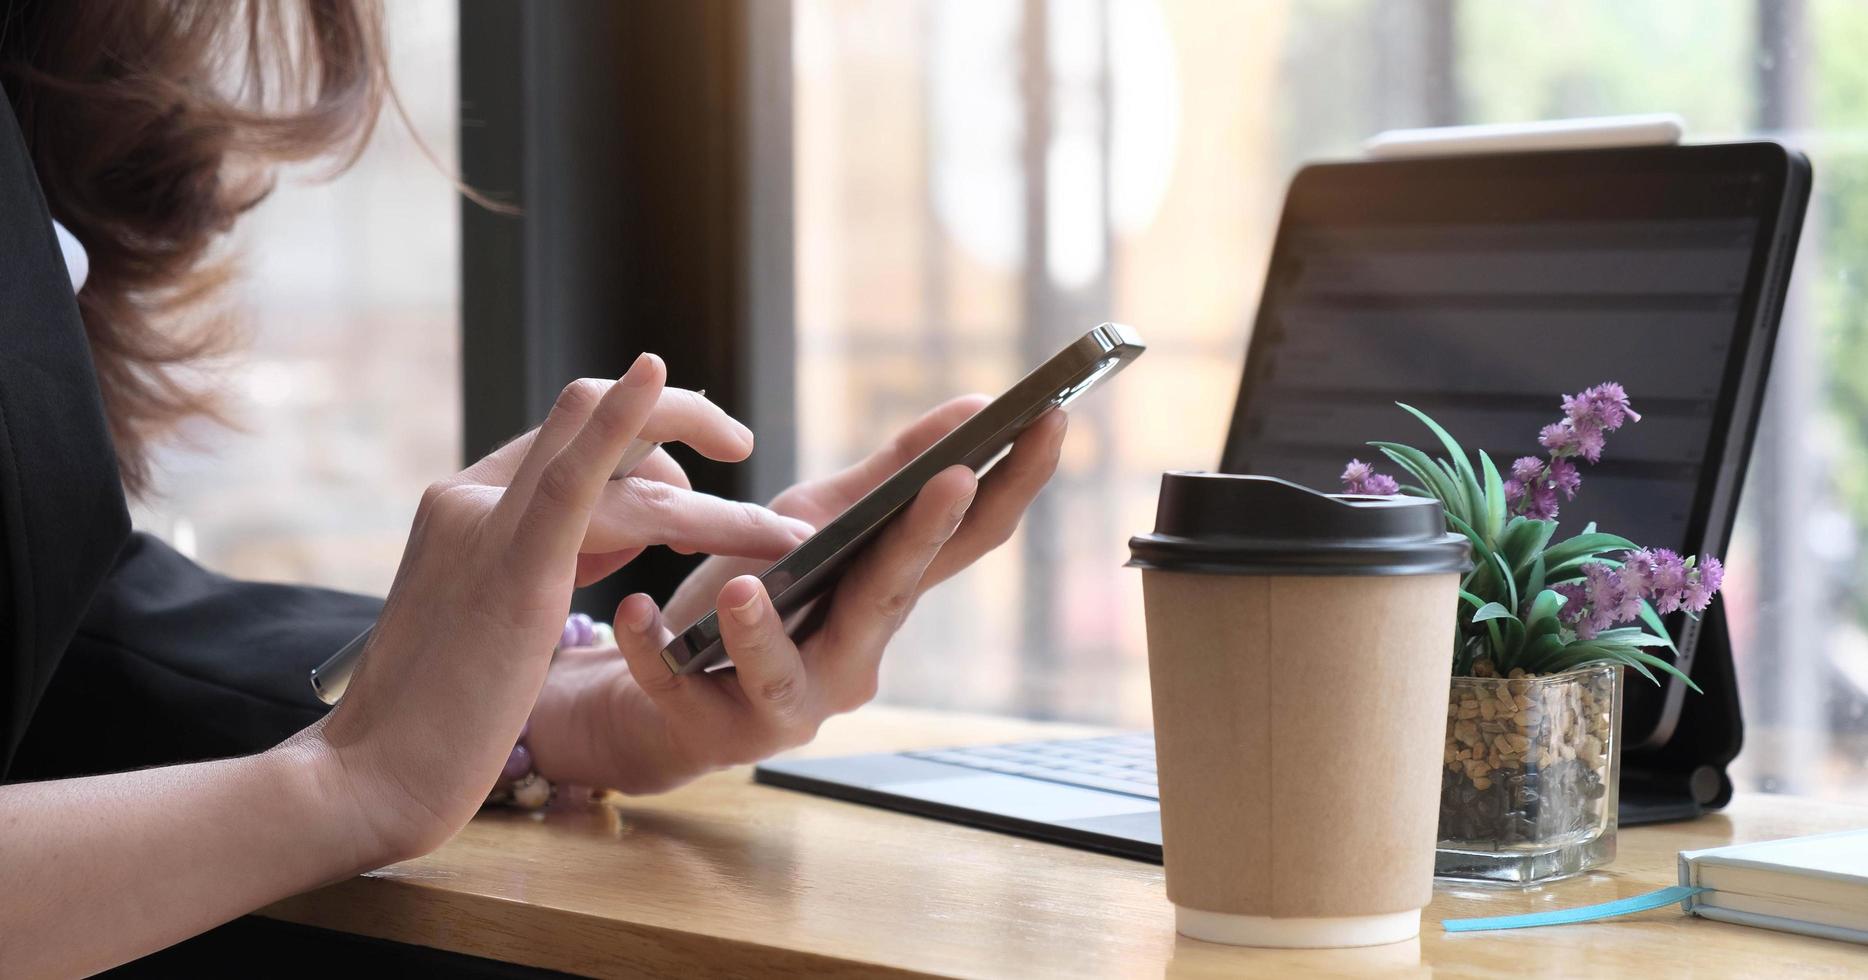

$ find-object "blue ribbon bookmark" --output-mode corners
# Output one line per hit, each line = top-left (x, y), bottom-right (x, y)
(1442, 885), (1707, 933)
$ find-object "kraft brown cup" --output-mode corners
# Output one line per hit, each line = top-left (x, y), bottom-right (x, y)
(1128, 474), (1469, 948)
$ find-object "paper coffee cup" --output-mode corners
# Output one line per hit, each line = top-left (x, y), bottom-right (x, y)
(1128, 474), (1470, 948)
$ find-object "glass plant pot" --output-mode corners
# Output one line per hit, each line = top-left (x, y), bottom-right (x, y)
(1435, 663), (1622, 885)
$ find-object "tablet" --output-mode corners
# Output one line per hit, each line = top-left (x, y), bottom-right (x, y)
(662, 323), (1146, 674)
(1219, 141), (1810, 760)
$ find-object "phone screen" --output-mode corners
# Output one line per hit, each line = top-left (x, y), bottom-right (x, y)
(661, 323), (1146, 674)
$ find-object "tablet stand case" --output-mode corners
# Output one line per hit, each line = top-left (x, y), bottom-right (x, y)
(1357, 122), (1788, 829)
(1619, 601), (1744, 825)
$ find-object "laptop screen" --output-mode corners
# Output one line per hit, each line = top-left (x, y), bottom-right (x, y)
(1221, 143), (1805, 747)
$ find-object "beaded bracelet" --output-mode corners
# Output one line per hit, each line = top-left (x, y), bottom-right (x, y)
(484, 613), (613, 810)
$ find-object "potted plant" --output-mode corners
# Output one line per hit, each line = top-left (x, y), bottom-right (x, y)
(1340, 384), (1723, 884)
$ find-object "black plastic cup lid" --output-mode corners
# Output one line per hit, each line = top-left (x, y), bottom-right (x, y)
(1126, 472), (1472, 576)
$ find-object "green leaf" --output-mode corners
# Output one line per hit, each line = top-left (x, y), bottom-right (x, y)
(1613, 652), (1662, 686)
(1472, 602), (1519, 624)
(1524, 589), (1566, 637)
(1479, 450), (1507, 542)
(1397, 403), (1483, 525)
(1516, 632), (1567, 673)
(1485, 619), (1507, 661)
(1547, 554), (1622, 582)
(1444, 511), (1499, 596)
(1548, 645), (1659, 684)
(1620, 647), (1703, 693)
(1526, 554), (1548, 606)
(1375, 452), (1456, 519)
(1493, 553), (1520, 615)
(1444, 510), (1486, 552)
(1372, 442), (1464, 523)
(1503, 519), (1559, 574)
(1541, 641), (1699, 692)
(1592, 628), (1674, 648)
(1637, 600), (1680, 653)
(1458, 589), (1488, 611)
(1541, 531), (1640, 571)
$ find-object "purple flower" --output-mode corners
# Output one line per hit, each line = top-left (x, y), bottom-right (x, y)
(1515, 383), (1642, 515)
(1521, 482), (1559, 520)
(1541, 419), (1608, 463)
(1646, 549), (1690, 613)
(1619, 549), (1657, 597)
(1504, 456), (1539, 512)
(1547, 458), (1581, 500)
(1554, 580), (1591, 634)
(1538, 421), (1571, 455)
(1558, 549), (1726, 639)
(1504, 455), (1563, 520)
(1344, 455), (1404, 492)
(1685, 556), (1724, 613)
(1585, 563), (1640, 634)
(1562, 382), (1641, 431)
(1601, 566), (1644, 626)
(1556, 562), (1640, 640)
(1340, 459), (1399, 496)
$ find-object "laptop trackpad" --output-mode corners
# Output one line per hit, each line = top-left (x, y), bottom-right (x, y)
(883, 775), (1157, 822)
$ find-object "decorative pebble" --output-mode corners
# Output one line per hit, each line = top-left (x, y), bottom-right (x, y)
(1442, 668), (1618, 847)
(590, 622), (615, 648)
(511, 772), (552, 809)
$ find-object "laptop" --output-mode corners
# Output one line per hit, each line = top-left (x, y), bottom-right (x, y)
(756, 140), (1810, 863)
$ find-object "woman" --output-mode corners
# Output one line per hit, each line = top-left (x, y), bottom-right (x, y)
(0, 2), (1065, 974)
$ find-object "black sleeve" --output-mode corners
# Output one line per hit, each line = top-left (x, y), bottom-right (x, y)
(0, 87), (132, 777)
(1, 91), (380, 781)
(9, 533), (380, 779)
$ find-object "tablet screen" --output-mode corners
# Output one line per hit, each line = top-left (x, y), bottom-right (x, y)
(1221, 142), (1805, 748)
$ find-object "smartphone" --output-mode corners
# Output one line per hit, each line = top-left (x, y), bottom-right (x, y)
(662, 323), (1146, 674)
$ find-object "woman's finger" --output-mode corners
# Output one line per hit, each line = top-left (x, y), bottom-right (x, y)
(573, 476), (811, 587)
(478, 379), (609, 497)
(713, 576), (813, 729)
(923, 409), (1067, 587)
(629, 447), (692, 490)
(585, 479), (814, 558)
(503, 354), (666, 578)
(505, 383), (737, 502)
(612, 593), (732, 717)
(456, 426), (541, 488)
(812, 465), (977, 682)
(568, 447), (698, 586)
(631, 388), (755, 462)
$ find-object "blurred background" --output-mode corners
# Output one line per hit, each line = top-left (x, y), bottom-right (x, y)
(138, 0), (1867, 802)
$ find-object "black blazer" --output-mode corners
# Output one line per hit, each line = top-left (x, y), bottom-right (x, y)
(0, 92), (378, 781)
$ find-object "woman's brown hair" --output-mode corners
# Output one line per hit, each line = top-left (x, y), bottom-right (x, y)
(1, 0), (388, 496)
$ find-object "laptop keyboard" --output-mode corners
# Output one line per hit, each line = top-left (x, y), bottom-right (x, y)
(905, 733), (1159, 800)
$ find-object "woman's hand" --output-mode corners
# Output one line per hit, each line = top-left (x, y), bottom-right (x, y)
(525, 397), (1067, 794)
(304, 354), (807, 861)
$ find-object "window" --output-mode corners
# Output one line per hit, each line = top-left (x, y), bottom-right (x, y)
(134, 0), (459, 598)
(793, 0), (1868, 801)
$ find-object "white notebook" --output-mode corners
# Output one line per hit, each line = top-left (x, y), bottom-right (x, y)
(1680, 829), (1868, 945)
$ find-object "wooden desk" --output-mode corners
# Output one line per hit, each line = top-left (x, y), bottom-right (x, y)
(261, 707), (1868, 977)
